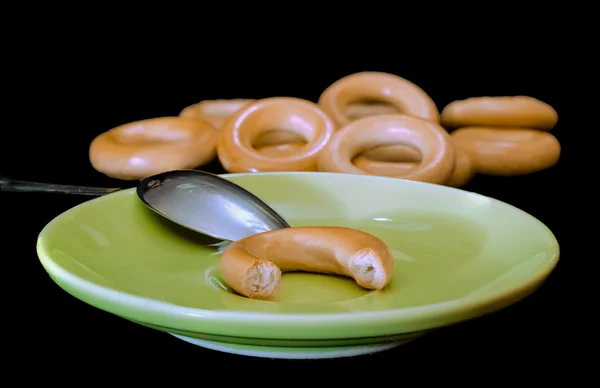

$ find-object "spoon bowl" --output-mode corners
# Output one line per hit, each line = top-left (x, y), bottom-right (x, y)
(137, 170), (290, 241)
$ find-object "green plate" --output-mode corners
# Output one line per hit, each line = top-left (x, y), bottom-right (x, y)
(37, 172), (559, 359)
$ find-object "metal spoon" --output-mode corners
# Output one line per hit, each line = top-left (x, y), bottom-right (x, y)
(1, 170), (290, 241)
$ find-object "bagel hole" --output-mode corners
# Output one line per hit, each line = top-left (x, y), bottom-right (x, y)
(253, 130), (307, 147)
(253, 130), (307, 158)
(241, 104), (324, 157)
(242, 105), (321, 143)
(351, 143), (422, 176)
(353, 143), (423, 163)
(268, 273), (373, 303)
(232, 273), (372, 303)
(346, 100), (402, 121)
(209, 265), (373, 303)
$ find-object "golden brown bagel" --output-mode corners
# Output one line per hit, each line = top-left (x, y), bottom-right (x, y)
(318, 71), (439, 127)
(217, 97), (335, 173)
(450, 126), (561, 176)
(180, 99), (307, 148)
(180, 99), (306, 148)
(220, 226), (395, 300)
(89, 117), (218, 180)
(179, 99), (254, 129)
(440, 96), (558, 130)
(318, 114), (455, 185)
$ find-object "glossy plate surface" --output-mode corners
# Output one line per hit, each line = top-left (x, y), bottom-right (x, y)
(37, 172), (559, 343)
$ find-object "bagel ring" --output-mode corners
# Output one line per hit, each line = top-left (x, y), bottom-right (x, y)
(217, 97), (336, 173)
(440, 96), (558, 130)
(220, 226), (395, 300)
(179, 99), (254, 129)
(353, 143), (476, 188)
(318, 114), (455, 185)
(318, 71), (440, 127)
(180, 98), (305, 148)
(450, 126), (561, 176)
(89, 117), (219, 180)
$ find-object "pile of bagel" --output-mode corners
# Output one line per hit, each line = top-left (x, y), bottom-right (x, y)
(89, 71), (560, 187)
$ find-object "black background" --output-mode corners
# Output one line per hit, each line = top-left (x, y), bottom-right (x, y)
(3, 43), (576, 379)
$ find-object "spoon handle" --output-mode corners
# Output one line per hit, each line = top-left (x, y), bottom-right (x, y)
(0, 175), (120, 197)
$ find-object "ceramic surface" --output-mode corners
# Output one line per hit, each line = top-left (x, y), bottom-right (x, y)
(37, 172), (559, 358)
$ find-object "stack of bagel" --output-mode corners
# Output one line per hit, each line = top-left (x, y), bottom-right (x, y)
(89, 72), (560, 188)
(441, 97), (559, 176)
